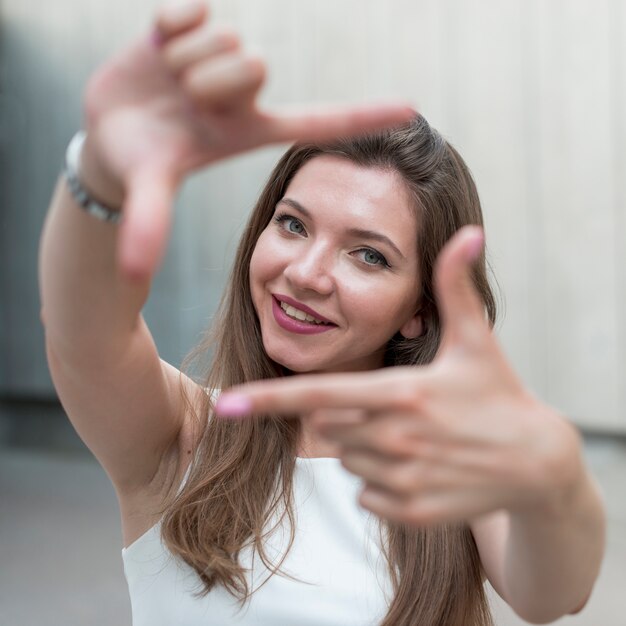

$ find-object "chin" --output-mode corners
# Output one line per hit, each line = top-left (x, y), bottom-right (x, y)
(262, 342), (324, 374)
(267, 353), (318, 374)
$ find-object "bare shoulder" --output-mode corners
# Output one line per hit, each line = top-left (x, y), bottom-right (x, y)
(117, 362), (208, 548)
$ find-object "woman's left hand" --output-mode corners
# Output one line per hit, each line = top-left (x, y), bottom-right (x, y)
(215, 227), (585, 526)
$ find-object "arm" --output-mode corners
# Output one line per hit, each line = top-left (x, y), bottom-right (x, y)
(40, 1), (413, 495)
(40, 156), (193, 494)
(471, 442), (606, 624)
(214, 228), (607, 623)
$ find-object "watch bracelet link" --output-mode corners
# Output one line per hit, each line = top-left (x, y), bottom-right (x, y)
(64, 131), (123, 225)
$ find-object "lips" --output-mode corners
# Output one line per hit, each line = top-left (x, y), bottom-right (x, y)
(272, 293), (337, 325)
(270, 295), (338, 335)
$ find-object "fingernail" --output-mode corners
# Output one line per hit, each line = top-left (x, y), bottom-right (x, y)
(465, 229), (484, 262)
(161, 0), (203, 23)
(151, 29), (164, 48)
(215, 393), (252, 417)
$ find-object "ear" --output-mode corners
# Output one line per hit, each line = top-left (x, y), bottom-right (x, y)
(399, 311), (424, 339)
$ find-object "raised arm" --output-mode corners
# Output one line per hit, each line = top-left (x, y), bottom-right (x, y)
(214, 227), (606, 622)
(39, 1), (415, 512)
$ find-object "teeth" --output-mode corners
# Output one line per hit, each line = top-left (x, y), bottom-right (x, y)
(280, 301), (328, 325)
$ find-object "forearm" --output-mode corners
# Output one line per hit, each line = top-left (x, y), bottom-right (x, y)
(503, 469), (606, 623)
(39, 173), (149, 362)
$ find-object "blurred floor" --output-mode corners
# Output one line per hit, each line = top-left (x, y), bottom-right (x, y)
(0, 436), (624, 626)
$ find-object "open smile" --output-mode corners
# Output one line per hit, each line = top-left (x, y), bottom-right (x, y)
(271, 295), (338, 335)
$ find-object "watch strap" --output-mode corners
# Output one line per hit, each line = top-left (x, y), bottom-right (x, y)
(64, 131), (123, 224)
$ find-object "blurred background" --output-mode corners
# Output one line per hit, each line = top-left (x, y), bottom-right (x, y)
(0, 0), (624, 624)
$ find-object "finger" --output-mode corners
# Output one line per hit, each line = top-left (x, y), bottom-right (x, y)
(342, 451), (439, 495)
(162, 24), (240, 76)
(433, 225), (488, 348)
(308, 408), (367, 430)
(214, 368), (422, 418)
(260, 102), (417, 145)
(118, 165), (177, 280)
(182, 53), (266, 109)
(345, 452), (465, 497)
(359, 485), (482, 526)
(154, 0), (209, 45)
(318, 413), (427, 458)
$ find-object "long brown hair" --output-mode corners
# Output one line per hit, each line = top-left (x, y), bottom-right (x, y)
(160, 115), (496, 625)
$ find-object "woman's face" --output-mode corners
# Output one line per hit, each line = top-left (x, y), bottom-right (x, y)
(249, 155), (423, 374)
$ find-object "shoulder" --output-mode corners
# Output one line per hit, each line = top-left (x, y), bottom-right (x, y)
(118, 374), (213, 547)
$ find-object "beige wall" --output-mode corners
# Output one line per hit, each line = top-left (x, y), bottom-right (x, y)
(204, 0), (626, 432)
(2, 0), (623, 430)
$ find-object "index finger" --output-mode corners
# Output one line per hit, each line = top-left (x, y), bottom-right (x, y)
(260, 102), (417, 145)
(214, 367), (422, 418)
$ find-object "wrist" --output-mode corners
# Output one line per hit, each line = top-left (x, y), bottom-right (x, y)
(79, 132), (125, 211)
(517, 407), (588, 520)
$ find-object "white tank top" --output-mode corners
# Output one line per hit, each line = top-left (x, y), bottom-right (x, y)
(122, 457), (393, 625)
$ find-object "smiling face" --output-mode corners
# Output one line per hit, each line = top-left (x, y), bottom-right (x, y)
(249, 155), (423, 374)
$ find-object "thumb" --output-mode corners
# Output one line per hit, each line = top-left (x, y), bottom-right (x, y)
(433, 226), (488, 348)
(117, 165), (177, 281)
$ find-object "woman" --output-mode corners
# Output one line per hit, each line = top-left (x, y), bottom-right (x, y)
(39, 1), (605, 625)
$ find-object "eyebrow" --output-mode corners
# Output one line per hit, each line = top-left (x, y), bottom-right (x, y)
(277, 198), (407, 261)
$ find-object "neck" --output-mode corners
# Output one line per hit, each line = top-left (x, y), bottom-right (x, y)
(296, 415), (342, 458)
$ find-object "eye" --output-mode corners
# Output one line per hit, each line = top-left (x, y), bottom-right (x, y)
(354, 248), (390, 268)
(273, 212), (306, 236)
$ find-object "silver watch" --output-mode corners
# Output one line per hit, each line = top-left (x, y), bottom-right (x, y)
(64, 131), (122, 224)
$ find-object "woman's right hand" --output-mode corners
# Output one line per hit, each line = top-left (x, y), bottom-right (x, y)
(80, 0), (414, 280)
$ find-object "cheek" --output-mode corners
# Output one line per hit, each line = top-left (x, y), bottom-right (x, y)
(344, 278), (418, 328)
(250, 231), (288, 287)
(250, 232), (272, 281)
(249, 241), (268, 316)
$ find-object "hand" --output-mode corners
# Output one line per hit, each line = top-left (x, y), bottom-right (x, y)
(215, 227), (585, 526)
(80, 0), (414, 280)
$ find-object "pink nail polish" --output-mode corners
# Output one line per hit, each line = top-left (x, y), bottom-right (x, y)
(215, 394), (252, 417)
(151, 29), (164, 48)
(465, 230), (484, 262)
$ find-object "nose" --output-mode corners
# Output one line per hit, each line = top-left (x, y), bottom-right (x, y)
(283, 242), (335, 295)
